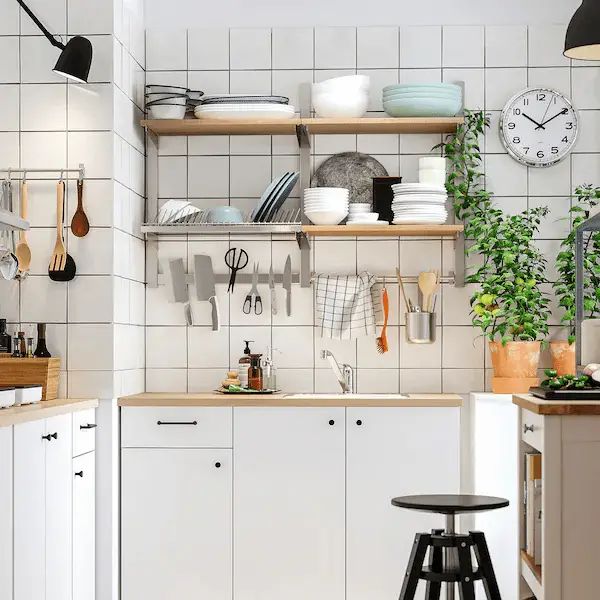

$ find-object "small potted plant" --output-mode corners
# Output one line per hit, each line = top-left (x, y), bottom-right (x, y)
(553, 184), (600, 374)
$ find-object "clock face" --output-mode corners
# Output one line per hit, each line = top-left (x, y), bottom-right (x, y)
(499, 88), (579, 168)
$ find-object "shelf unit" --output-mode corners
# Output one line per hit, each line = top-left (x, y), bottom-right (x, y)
(142, 107), (465, 288)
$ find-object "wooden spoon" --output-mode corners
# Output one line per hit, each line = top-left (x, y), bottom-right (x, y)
(418, 271), (438, 312)
(15, 181), (31, 273)
(71, 179), (89, 237)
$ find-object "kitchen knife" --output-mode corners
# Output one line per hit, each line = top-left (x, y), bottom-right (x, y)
(283, 255), (292, 317)
(194, 254), (220, 331)
(168, 258), (192, 326)
(268, 264), (277, 315)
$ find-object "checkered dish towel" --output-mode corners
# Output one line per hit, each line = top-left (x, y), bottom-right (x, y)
(315, 272), (378, 340)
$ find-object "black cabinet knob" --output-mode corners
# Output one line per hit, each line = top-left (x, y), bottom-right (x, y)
(42, 432), (58, 441)
(356, 420), (362, 426)
(329, 419), (335, 426)
(215, 462), (221, 468)
(80, 423), (97, 430)
(75, 471), (84, 478)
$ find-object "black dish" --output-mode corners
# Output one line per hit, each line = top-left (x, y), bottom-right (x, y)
(530, 386), (600, 400)
(201, 95), (289, 105)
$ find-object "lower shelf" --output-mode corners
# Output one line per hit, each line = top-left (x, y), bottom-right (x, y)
(302, 224), (464, 238)
(521, 550), (542, 598)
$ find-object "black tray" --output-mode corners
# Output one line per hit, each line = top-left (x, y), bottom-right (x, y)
(215, 388), (280, 395)
(530, 386), (600, 400)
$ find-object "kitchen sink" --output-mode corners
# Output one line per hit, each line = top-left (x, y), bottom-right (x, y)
(285, 393), (409, 400)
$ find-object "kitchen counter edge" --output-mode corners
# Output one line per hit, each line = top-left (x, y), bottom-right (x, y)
(0, 398), (99, 427)
(118, 392), (463, 408)
(513, 393), (600, 415)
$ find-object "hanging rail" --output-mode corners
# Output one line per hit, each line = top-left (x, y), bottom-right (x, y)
(0, 163), (85, 180)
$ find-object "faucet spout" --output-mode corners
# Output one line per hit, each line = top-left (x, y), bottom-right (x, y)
(321, 350), (354, 394)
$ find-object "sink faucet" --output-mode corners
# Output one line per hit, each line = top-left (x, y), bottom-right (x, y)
(321, 350), (354, 394)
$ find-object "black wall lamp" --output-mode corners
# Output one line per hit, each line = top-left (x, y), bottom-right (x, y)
(17, 0), (93, 82)
(565, 0), (600, 60)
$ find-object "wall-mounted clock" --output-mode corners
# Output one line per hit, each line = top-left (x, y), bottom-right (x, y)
(499, 88), (579, 168)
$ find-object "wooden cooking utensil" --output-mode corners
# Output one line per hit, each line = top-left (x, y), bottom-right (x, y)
(48, 181), (76, 282)
(396, 267), (412, 312)
(15, 181), (31, 273)
(418, 271), (438, 312)
(376, 286), (389, 354)
(71, 178), (89, 237)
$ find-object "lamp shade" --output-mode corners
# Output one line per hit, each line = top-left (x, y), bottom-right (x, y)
(53, 36), (93, 83)
(565, 0), (600, 60)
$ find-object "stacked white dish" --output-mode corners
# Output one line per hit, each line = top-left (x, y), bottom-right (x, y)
(146, 84), (192, 119)
(195, 95), (295, 120)
(419, 157), (447, 186)
(391, 183), (448, 225)
(347, 203), (387, 226)
(312, 75), (369, 118)
(304, 188), (349, 225)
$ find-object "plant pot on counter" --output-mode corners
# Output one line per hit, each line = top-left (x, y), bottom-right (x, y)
(549, 340), (576, 376)
(489, 340), (541, 394)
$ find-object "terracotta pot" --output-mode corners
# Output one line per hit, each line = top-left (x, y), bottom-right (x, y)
(488, 341), (541, 378)
(549, 340), (576, 376)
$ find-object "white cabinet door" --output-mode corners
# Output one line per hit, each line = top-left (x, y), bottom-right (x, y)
(346, 407), (461, 600)
(233, 408), (346, 600)
(121, 448), (232, 600)
(13, 419), (46, 600)
(73, 452), (95, 600)
(0, 427), (12, 600)
(45, 414), (73, 600)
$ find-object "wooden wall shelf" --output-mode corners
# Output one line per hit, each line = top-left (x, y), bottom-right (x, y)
(302, 224), (464, 238)
(141, 116), (463, 137)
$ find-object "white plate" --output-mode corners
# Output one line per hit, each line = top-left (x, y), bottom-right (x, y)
(195, 109), (296, 120)
(392, 201), (446, 208)
(393, 217), (447, 224)
(347, 221), (390, 226)
(196, 103), (295, 111)
(392, 183), (446, 193)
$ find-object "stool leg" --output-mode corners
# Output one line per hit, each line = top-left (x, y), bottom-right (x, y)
(399, 533), (430, 600)
(456, 535), (476, 600)
(425, 529), (444, 600)
(470, 531), (502, 600)
(445, 514), (457, 600)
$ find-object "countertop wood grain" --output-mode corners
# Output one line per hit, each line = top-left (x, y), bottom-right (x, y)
(0, 398), (99, 427)
(118, 392), (463, 408)
(513, 393), (600, 415)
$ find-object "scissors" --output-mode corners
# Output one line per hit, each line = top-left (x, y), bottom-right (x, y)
(225, 247), (248, 292)
(243, 263), (263, 315)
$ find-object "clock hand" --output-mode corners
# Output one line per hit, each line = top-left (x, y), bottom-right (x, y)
(535, 108), (569, 130)
(522, 112), (545, 129)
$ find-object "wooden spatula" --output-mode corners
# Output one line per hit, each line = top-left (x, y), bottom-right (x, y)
(418, 271), (438, 312)
(49, 181), (67, 272)
(15, 181), (31, 273)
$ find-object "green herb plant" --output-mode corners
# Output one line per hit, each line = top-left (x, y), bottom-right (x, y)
(554, 184), (600, 344)
(541, 369), (590, 390)
(436, 110), (551, 343)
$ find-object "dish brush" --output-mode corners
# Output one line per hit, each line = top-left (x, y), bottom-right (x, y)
(376, 287), (389, 354)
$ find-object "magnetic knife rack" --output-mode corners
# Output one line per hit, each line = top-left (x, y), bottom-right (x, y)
(141, 83), (466, 290)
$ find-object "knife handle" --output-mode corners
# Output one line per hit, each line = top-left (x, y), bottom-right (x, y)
(270, 287), (277, 315)
(209, 297), (220, 331)
(286, 289), (291, 317)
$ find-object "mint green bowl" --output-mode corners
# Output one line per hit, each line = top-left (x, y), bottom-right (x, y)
(383, 90), (462, 101)
(383, 96), (462, 117)
(382, 83), (462, 95)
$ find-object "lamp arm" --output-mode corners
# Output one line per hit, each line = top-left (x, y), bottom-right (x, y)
(16, 0), (65, 50)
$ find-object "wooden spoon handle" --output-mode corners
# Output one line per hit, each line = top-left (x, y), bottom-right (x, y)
(77, 179), (83, 210)
(20, 181), (27, 240)
(56, 181), (64, 241)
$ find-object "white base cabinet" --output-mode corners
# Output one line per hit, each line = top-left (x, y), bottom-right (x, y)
(0, 427), (13, 600)
(120, 405), (461, 600)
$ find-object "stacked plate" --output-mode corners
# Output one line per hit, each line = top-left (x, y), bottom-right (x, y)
(195, 94), (295, 120)
(391, 183), (448, 225)
(145, 84), (205, 119)
(347, 203), (387, 226)
(383, 83), (462, 118)
(251, 172), (299, 223)
(304, 188), (349, 225)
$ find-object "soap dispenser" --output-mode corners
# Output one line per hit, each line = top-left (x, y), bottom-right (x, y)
(238, 340), (254, 388)
(263, 346), (280, 391)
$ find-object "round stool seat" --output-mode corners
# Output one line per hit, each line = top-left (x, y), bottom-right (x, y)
(391, 494), (509, 515)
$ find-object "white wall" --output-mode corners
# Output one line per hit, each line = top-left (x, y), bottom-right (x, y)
(145, 0), (581, 28)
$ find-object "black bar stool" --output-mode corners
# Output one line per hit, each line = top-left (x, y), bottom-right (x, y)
(392, 494), (509, 600)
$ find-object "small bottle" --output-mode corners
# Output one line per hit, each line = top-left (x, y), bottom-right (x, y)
(26, 338), (34, 358)
(18, 332), (26, 357)
(263, 346), (278, 391)
(0, 319), (11, 354)
(34, 323), (51, 358)
(248, 354), (263, 391)
(11, 335), (20, 358)
(238, 340), (253, 388)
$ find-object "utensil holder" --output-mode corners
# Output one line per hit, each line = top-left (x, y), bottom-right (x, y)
(0, 357), (60, 400)
(406, 312), (436, 344)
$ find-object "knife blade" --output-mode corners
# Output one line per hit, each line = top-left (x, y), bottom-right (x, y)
(283, 255), (292, 317)
(194, 254), (220, 331)
(169, 258), (192, 326)
(268, 264), (277, 315)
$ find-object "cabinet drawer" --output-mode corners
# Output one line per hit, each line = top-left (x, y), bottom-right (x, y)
(121, 407), (232, 448)
(73, 409), (97, 457)
(521, 409), (544, 453)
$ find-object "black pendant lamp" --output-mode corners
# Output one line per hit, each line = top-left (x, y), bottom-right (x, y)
(565, 0), (600, 60)
(16, 0), (93, 82)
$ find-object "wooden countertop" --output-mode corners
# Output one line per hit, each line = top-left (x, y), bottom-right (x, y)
(513, 394), (600, 415)
(0, 398), (99, 427)
(118, 392), (463, 408)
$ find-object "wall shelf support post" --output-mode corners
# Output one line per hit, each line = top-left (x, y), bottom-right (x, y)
(146, 131), (159, 287)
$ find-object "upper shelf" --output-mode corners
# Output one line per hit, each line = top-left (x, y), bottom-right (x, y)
(0, 207), (29, 231)
(141, 116), (464, 136)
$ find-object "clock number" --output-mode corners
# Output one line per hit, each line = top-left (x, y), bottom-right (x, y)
(537, 93), (546, 101)
(566, 122), (574, 130)
(551, 147), (559, 155)
(562, 136), (569, 143)
(523, 98), (529, 105)
(537, 151), (545, 159)
(513, 137), (521, 144)
(523, 147), (530, 154)
(508, 122), (516, 130)
(513, 108), (521, 116)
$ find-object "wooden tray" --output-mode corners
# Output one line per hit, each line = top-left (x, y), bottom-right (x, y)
(0, 357), (60, 400)
(530, 386), (600, 400)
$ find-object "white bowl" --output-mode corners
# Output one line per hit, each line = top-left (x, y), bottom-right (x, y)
(304, 202), (349, 210)
(347, 212), (379, 222)
(419, 157), (446, 170)
(349, 203), (371, 211)
(148, 104), (186, 119)
(419, 169), (446, 185)
(146, 84), (189, 94)
(304, 189), (349, 196)
(313, 75), (370, 94)
(305, 210), (348, 225)
(312, 92), (368, 118)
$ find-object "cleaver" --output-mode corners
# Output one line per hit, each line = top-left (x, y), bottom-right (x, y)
(194, 255), (220, 331)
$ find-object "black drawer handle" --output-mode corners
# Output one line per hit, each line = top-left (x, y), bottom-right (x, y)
(75, 471), (84, 478)
(356, 419), (362, 426)
(329, 419), (335, 426)
(157, 420), (198, 426)
(80, 423), (97, 430)
(215, 462), (221, 468)
(42, 432), (58, 441)
(523, 424), (535, 434)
